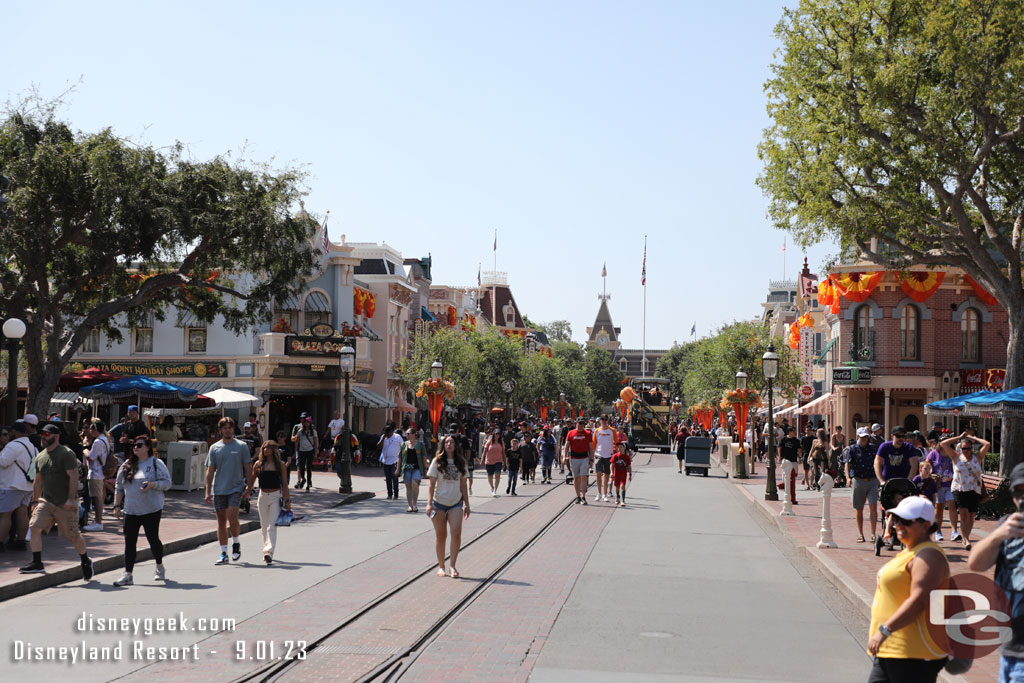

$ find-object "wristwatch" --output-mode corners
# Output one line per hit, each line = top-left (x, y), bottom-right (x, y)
(878, 624), (893, 639)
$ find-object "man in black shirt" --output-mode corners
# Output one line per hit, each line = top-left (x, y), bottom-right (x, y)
(117, 406), (150, 456)
(778, 426), (802, 505)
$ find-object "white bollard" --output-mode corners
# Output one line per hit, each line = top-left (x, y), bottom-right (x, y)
(780, 460), (795, 516)
(816, 472), (837, 548)
(718, 436), (732, 462)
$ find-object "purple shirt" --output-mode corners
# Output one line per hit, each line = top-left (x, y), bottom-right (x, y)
(876, 440), (916, 480)
(925, 448), (953, 489)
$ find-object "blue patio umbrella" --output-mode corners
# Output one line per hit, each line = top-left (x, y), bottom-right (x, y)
(962, 386), (1024, 418)
(79, 375), (200, 405)
(924, 390), (994, 416)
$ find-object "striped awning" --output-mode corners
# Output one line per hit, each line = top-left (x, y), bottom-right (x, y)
(169, 380), (222, 395)
(798, 392), (834, 415)
(175, 310), (207, 328)
(277, 295), (301, 310)
(350, 386), (396, 409)
(49, 392), (93, 406)
(304, 291), (331, 312)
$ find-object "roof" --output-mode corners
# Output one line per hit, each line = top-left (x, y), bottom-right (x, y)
(479, 285), (526, 328)
(588, 299), (618, 343)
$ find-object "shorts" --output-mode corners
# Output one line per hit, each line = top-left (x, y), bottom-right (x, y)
(675, 450), (685, 461)
(88, 479), (105, 499)
(485, 463), (503, 476)
(936, 487), (953, 504)
(802, 456), (811, 471)
(432, 499), (463, 512)
(29, 500), (82, 540)
(569, 458), (590, 478)
(0, 488), (31, 513)
(612, 471), (628, 486)
(954, 489), (981, 513)
(214, 491), (243, 511)
(595, 458), (611, 474)
(403, 468), (422, 484)
(851, 478), (879, 509)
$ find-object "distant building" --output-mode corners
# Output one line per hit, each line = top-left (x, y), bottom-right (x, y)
(584, 285), (667, 379)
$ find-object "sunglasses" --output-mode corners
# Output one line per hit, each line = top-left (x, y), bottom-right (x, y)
(891, 515), (923, 527)
(133, 442), (148, 449)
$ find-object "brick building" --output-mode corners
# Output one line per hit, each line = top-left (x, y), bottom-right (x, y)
(824, 267), (1008, 436)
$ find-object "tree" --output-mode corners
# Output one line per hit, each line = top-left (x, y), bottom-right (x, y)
(584, 346), (625, 406)
(0, 105), (319, 414)
(552, 339), (584, 366)
(758, 0), (1024, 474)
(538, 319), (573, 343)
(470, 330), (523, 413)
(397, 326), (480, 404)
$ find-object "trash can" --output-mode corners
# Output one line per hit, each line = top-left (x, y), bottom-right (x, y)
(683, 436), (711, 477)
(717, 435), (732, 462)
(731, 443), (748, 479)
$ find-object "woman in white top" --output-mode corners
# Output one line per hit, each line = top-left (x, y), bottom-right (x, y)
(425, 435), (470, 578)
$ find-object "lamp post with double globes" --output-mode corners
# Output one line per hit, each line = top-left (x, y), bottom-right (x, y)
(763, 345), (780, 501)
(3, 318), (26, 425)
(338, 345), (356, 494)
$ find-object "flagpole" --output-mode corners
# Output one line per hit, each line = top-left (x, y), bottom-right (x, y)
(642, 235), (647, 377)
(492, 229), (497, 326)
(783, 235), (786, 279)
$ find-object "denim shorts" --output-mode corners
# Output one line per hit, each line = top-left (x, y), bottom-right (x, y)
(432, 499), (463, 512)
(403, 468), (422, 484)
(936, 487), (953, 504)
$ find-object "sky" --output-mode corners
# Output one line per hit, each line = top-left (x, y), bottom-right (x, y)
(3, 1), (835, 350)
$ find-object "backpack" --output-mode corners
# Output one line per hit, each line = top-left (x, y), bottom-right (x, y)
(98, 438), (120, 479)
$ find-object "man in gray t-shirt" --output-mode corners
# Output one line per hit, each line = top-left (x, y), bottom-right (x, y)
(205, 417), (252, 565)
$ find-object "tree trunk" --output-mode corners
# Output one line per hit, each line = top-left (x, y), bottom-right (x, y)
(26, 359), (65, 419)
(1000, 305), (1024, 477)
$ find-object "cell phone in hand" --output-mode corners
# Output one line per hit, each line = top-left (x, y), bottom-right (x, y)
(1018, 499), (1024, 515)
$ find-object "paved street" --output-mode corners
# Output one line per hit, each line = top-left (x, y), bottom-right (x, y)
(0, 452), (883, 682)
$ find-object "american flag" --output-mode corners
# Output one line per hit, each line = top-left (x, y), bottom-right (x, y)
(601, 262), (607, 277)
(320, 214), (330, 253)
(641, 244), (646, 286)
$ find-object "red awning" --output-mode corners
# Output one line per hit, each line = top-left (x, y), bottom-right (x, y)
(58, 368), (124, 391)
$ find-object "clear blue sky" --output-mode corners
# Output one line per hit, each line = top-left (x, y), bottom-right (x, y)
(4, 1), (834, 349)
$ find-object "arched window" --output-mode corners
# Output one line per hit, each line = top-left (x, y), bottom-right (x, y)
(962, 308), (981, 362)
(303, 291), (332, 328)
(900, 305), (919, 361)
(618, 357), (628, 373)
(852, 305), (873, 360)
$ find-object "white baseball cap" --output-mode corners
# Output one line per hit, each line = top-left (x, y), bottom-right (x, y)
(23, 414), (38, 425)
(856, 427), (870, 438)
(889, 496), (935, 524)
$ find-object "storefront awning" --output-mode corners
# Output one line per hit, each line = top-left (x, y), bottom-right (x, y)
(798, 392), (834, 415)
(170, 380), (222, 395)
(815, 337), (837, 365)
(421, 306), (437, 322)
(775, 403), (800, 418)
(304, 291), (331, 312)
(395, 397), (417, 413)
(49, 392), (93, 406)
(350, 386), (396, 409)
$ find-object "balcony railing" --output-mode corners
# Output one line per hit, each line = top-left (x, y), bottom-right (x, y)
(849, 329), (875, 362)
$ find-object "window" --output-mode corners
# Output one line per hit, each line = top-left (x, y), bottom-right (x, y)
(187, 327), (207, 353)
(618, 358), (628, 373)
(962, 308), (981, 362)
(900, 305), (919, 360)
(852, 305), (874, 361)
(303, 291), (331, 329)
(81, 328), (100, 353)
(133, 313), (154, 353)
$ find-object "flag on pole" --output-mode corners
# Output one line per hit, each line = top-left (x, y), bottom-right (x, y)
(477, 264), (481, 287)
(320, 213), (330, 253)
(780, 238), (786, 253)
(601, 262), (607, 278)
(493, 229), (497, 252)
(691, 322), (696, 336)
(641, 245), (647, 286)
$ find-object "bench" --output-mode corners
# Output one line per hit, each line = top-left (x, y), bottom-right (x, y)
(979, 473), (1011, 520)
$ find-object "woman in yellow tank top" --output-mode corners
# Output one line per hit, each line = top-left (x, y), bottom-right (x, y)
(867, 496), (950, 682)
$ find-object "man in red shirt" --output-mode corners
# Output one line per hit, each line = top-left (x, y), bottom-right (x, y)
(562, 418), (594, 505)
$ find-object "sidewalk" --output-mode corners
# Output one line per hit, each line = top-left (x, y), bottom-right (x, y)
(0, 464), (388, 601)
(715, 453), (999, 683)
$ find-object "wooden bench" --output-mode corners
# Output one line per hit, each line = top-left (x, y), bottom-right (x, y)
(982, 473), (1005, 492)
(979, 473), (1011, 519)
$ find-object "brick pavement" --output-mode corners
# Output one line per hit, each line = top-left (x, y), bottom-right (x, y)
(0, 466), (380, 600)
(717, 453), (999, 683)
(121, 478), (569, 682)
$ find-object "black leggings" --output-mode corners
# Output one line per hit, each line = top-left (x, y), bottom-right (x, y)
(123, 510), (163, 572)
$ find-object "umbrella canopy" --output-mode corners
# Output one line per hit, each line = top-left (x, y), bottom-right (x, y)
(57, 368), (124, 391)
(962, 387), (1024, 418)
(924, 390), (994, 416)
(204, 388), (262, 409)
(80, 375), (201, 404)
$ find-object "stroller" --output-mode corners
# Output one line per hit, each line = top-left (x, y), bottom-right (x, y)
(874, 478), (919, 556)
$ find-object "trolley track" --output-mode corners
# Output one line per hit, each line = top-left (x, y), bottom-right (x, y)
(233, 479), (580, 683)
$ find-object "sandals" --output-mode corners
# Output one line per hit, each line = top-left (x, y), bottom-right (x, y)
(449, 567), (460, 578)
(437, 567), (447, 577)
(857, 535), (865, 543)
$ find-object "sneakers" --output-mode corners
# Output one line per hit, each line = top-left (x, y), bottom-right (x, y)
(594, 494), (602, 502)
(231, 543), (241, 561)
(19, 559), (44, 574)
(574, 496), (581, 504)
(154, 564), (166, 581)
(491, 490), (497, 497)
(935, 530), (945, 541)
(619, 501), (626, 507)
(215, 552), (229, 565)
(264, 554), (272, 565)
(582, 498), (588, 505)
(951, 531), (962, 542)
(81, 556), (94, 581)
(83, 522), (104, 532)
(113, 572), (134, 587)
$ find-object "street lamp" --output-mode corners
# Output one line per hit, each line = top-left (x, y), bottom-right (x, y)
(762, 345), (780, 501)
(3, 317), (26, 425)
(430, 359), (443, 379)
(338, 344), (356, 494)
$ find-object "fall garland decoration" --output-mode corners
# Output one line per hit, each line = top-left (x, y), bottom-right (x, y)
(831, 271), (884, 303)
(721, 388), (760, 455)
(417, 377), (456, 440)
(898, 271), (945, 303)
(964, 274), (998, 307)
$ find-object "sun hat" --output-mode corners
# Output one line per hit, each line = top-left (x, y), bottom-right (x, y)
(889, 496), (936, 524)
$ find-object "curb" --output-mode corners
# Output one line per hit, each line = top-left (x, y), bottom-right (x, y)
(0, 490), (375, 602)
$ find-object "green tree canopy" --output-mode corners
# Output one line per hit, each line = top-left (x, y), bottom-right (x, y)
(0, 104), (319, 414)
(584, 346), (625, 405)
(758, 0), (1024, 472)
(537, 319), (573, 343)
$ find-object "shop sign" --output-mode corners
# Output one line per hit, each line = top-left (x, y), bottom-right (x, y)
(833, 367), (871, 384)
(73, 361), (227, 377)
(285, 335), (357, 356)
(800, 384), (814, 398)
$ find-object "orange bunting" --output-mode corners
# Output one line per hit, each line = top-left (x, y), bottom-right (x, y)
(817, 277), (835, 306)
(831, 272), (883, 303)
(797, 312), (813, 328)
(353, 288), (364, 315)
(447, 305), (457, 327)
(899, 271), (945, 303)
(364, 292), (376, 318)
(964, 275), (998, 307)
